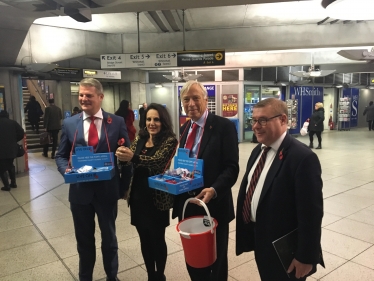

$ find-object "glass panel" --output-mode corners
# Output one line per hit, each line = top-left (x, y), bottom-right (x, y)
(261, 86), (281, 100)
(243, 85), (260, 142)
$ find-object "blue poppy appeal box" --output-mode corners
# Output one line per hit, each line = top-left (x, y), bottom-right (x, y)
(148, 148), (204, 195)
(64, 146), (115, 183)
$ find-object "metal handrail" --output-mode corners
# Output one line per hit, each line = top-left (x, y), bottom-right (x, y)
(29, 79), (47, 108)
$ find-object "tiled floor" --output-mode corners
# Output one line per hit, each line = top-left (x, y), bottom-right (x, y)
(1, 128), (374, 280)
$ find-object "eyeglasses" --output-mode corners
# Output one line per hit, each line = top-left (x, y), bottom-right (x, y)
(250, 114), (282, 126)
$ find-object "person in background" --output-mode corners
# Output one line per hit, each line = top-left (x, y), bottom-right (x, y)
(0, 110), (24, 191)
(72, 106), (81, 116)
(43, 99), (62, 159)
(363, 101), (374, 131)
(308, 102), (325, 149)
(55, 78), (131, 281)
(236, 98), (324, 281)
(115, 100), (136, 143)
(24, 95), (42, 134)
(172, 81), (239, 281)
(139, 102), (148, 129)
(116, 103), (178, 281)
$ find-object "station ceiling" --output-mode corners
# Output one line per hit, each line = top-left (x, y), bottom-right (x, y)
(0, 0), (373, 71)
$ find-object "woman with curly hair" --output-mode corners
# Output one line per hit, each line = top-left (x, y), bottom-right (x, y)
(116, 103), (177, 281)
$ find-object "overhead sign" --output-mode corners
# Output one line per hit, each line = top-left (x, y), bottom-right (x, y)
(50, 68), (82, 79)
(83, 69), (121, 80)
(100, 50), (224, 68)
(177, 50), (225, 67)
(101, 54), (126, 68)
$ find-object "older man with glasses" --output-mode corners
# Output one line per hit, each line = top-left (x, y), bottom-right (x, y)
(236, 98), (324, 281)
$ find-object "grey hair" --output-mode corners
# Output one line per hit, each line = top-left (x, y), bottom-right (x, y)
(179, 80), (207, 99)
(79, 78), (103, 94)
(254, 98), (288, 116)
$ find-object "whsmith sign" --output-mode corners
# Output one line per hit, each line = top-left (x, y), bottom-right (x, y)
(100, 50), (225, 69)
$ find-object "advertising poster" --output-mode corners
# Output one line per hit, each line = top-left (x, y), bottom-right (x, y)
(289, 86), (323, 134)
(222, 94), (238, 118)
(0, 85), (5, 111)
(343, 88), (359, 128)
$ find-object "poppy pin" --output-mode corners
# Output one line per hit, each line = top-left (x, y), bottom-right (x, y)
(279, 149), (284, 160)
(118, 138), (125, 146)
(107, 115), (112, 124)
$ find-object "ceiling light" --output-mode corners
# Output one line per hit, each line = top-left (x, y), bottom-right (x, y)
(336, 85), (343, 88)
(155, 84), (163, 88)
(322, 0), (374, 21)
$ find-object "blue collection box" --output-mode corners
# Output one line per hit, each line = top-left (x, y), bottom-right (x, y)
(64, 146), (115, 184)
(148, 148), (204, 195)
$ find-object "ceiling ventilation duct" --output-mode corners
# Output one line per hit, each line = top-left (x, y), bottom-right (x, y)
(321, 0), (374, 20)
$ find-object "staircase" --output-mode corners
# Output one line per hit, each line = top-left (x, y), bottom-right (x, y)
(23, 88), (45, 152)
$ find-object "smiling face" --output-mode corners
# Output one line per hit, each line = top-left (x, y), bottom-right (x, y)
(252, 105), (287, 146)
(181, 84), (208, 121)
(78, 85), (104, 116)
(146, 109), (162, 136)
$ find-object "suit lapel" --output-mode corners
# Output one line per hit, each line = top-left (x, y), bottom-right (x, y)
(238, 144), (262, 201)
(258, 134), (292, 206)
(97, 110), (109, 151)
(75, 113), (86, 149)
(179, 120), (191, 148)
(197, 113), (214, 158)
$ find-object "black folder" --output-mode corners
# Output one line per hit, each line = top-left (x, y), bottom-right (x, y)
(272, 228), (298, 278)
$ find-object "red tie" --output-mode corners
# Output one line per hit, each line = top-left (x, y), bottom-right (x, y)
(242, 146), (271, 224)
(185, 122), (198, 152)
(88, 116), (99, 149)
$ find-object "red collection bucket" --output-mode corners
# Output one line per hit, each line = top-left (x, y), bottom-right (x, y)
(176, 198), (218, 268)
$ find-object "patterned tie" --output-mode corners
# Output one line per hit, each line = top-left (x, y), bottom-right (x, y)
(242, 146), (271, 224)
(88, 116), (98, 149)
(185, 122), (198, 152)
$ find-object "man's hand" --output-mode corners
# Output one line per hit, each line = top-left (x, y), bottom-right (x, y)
(287, 258), (312, 279)
(194, 187), (215, 205)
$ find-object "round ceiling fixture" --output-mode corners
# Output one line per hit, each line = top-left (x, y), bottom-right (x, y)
(322, 0), (374, 20)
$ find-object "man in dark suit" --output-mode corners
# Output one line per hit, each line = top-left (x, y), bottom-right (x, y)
(43, 99), (62, 159)
(0, 110), (24, 191)
(138, 102), (147, 129)
(172, 81), (239, 281)
(236, 98), (324, 281)
(55, 78), (130, 281)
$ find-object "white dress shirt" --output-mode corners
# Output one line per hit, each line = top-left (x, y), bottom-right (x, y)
(185, 109), (208, 158)
(82, 109), (103, 145)
(247, 131), (287, 222)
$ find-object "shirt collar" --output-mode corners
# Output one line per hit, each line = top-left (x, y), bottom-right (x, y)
(191, 109), (209, 128)
(83, 109), (103, 121)
(261, 130), (287, 152)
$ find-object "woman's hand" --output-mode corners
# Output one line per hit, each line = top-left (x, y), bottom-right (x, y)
(116, 146), (134, 162)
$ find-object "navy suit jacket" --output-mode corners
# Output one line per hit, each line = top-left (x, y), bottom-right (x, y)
(236, 134), (324, 267)
(172, 113), (239, 225)
(55, 110), (131, 204)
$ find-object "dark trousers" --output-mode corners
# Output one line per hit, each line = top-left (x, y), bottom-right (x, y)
(43, 130), (59, 156)
(368, 120), (373, 131)
(0, 159), (14, 189)
(309, 131), (322, 145)
(136, 225), (167, 281)
(186, 222), (229, 281)
(70, 198), (119, 281)
(30, 120), (39, 133)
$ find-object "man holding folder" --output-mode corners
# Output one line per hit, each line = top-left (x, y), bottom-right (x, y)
(236, 98), (324, 280)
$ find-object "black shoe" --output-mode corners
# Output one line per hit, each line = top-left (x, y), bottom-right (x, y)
(316, 145), (322, 149)
(1, 186), (11, 191)
(42, 153), (48, 158)
(10, 183), (17, 188)
(308, 143), (313, 148)
(106, 277), (120, 281)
